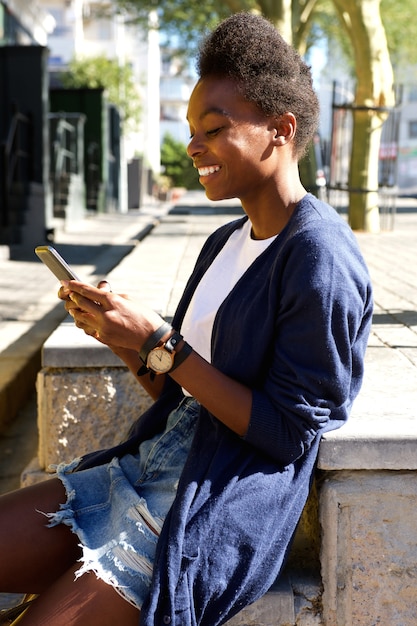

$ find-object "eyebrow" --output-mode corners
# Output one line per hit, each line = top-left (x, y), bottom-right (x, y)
(201, 106), (231, 120)
(187, 106), (231, 123)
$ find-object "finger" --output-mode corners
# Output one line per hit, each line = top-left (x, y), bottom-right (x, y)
(68, 294), (101, 318)
(65, 281), (110, 308)
(65, 302), (86, 318)
(58, 284), (71, 300)
(71, 313), (96, 335)
(97, 280), (112, 292)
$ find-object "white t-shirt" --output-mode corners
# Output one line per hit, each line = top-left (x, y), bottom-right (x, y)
(181, 219), (277, 364)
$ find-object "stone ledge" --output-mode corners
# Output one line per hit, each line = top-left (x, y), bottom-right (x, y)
(42, 318), (124, 368)
(320, 470), (417, 625)
(319, 417), (417, 470)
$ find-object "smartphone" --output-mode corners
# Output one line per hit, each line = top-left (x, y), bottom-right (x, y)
(35, 245), (81, 282)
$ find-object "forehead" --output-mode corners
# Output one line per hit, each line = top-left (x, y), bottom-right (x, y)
(187, 76), (264, 124)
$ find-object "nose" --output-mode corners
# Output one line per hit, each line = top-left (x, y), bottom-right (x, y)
(187, 134), (205, 159)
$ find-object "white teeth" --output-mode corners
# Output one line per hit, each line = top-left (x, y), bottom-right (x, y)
(198, 166), (220, 176)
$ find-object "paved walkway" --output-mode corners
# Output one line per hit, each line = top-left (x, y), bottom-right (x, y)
(349, 200), (417, 425)
(0, 191), (416, 612)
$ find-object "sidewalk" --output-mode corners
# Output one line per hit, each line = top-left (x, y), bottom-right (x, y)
(350, 200), (417, 423)
(0, 192), (242, 494)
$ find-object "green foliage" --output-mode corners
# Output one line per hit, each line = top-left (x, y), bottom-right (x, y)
(116, 0), (417, 80)
(114, 0), (353, 69)
(61, 56), (142, 132)
(115, 0), (255, 57)
(160, 133), (200, 189)
(381, 0), (417, 73)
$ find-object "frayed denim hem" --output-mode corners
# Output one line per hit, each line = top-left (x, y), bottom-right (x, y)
(38, 398), (200, 610)
(40, 458), (159, 609)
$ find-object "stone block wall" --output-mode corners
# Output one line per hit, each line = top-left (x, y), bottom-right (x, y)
(37, 367), (152, 469)
(22, 320), (153, 484)
(320, 470), (417, 626)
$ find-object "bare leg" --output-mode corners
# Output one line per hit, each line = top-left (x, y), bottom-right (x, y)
(0, 478), (81, 592)
(16, 566), (140, 626)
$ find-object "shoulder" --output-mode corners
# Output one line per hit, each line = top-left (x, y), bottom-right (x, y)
(272, 195), (371, 299)
(289, 194), (354, 240)
(282, 194), (366, 263)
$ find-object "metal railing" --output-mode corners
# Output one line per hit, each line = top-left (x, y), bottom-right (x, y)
(0, 107), (33, 238)
(328, 81), (402, 228)
(48, 113), (85, 216)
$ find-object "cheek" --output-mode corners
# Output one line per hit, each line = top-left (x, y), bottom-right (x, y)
(241, 126), (273, 156)
(234, 136), (272, 169)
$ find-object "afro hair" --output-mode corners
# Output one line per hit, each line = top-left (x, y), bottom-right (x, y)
(196, 12), (320, 158)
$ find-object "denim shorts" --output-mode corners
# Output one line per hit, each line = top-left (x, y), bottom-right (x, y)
(45, 396), (200, 609)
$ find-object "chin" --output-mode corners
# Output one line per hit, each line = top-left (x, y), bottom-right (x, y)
(203, 186), (234, 202)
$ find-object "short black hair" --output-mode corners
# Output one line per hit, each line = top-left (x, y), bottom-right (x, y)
(196, 12), (319, 158)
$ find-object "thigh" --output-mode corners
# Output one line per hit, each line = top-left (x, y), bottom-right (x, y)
(17, 565), (140, 626)
(0, 478), (81, 592)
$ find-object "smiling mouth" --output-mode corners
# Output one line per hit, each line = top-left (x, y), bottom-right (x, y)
(198, 166), (221, 177)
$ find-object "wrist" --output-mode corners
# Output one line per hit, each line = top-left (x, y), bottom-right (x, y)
(139, 321), (173, 363)
(139, 328), (192, 376)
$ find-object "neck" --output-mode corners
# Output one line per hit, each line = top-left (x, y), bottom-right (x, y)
(243, 183), (306, 240)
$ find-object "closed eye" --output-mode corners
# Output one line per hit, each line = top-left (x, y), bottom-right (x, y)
(188, 126), (223, 141)
(207, 127), (222, 136)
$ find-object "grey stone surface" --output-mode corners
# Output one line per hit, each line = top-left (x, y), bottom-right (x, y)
(37, 367), (153, 469)
(225, 576), (296, 626)
(320, 471), (417, 626)
(42, 320), (124, 368)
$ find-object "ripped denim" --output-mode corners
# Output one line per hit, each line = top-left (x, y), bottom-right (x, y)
(45, 396), (199, 609)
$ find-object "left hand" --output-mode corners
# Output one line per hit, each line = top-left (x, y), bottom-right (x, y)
(59, 280), (164, 351)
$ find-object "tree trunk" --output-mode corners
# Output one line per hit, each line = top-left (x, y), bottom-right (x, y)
(259, 0), (293, 43)
(332, 0), (395, 231)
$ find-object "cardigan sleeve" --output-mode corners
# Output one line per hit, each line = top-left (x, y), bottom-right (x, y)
(241, 221), (373, 466)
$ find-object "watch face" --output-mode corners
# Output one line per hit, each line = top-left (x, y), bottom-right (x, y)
(147, 347), (174, 373)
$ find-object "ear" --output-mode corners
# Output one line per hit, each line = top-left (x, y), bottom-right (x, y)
(271, 112), (297, 146)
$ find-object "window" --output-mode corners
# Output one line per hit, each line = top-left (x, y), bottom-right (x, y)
(408, 86), (417, 103)
(409, 121), (417, 139)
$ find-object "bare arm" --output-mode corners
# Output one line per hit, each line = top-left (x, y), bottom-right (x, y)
(169, 348), (251, 436)
(59, 280), (252, 435)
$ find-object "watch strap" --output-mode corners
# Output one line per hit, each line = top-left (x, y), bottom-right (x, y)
(169, 341), (193, 373)
(136, 363), (150, 377)
(139, 321), (172, 363)
(165, 331), (183, 353)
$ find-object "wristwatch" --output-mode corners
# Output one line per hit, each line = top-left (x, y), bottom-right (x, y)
(146, 331), (192, 374)
(139, 321), (172, 364)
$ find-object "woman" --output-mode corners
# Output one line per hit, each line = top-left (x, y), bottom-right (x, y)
(0, 12), (373, 626)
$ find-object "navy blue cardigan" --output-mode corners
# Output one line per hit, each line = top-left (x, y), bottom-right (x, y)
(77, 194), (373, 625)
